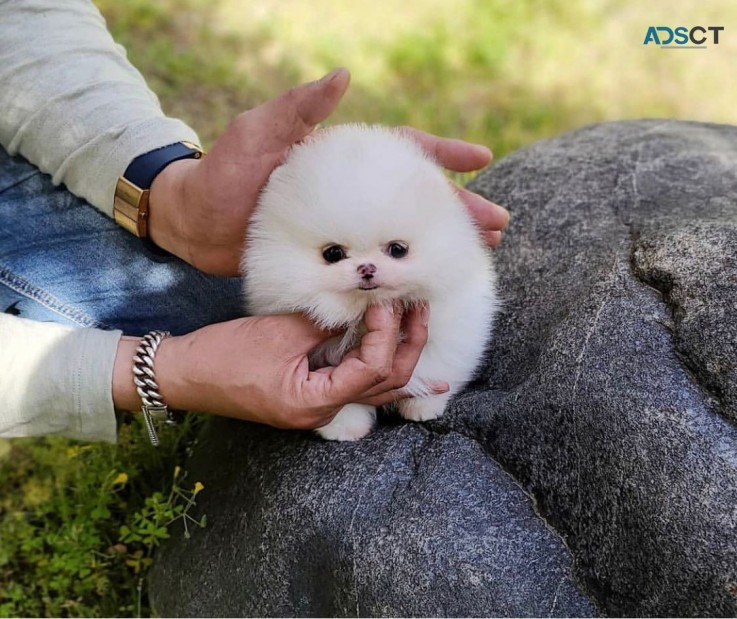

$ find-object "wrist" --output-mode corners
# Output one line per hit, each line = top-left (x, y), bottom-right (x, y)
(153, 322), (263, 421)
(151, 332), (197, 412)
(148, 158), (201, 260)
(112, 332), (196, 414)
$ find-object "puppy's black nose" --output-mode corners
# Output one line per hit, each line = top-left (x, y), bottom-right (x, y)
(357, 263), (376, 278)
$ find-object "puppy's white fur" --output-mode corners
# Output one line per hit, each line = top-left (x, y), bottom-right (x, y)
(242, 124), (498, 441)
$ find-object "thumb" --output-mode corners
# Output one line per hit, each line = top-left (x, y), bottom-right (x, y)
(251, 67), (351, 150)
(299, 67), (351, 127)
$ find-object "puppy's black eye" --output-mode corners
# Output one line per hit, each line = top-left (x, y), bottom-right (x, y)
(387, 242), (408, 259)
(322, 245), (346, 263)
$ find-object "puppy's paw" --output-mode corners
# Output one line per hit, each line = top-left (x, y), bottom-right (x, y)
(316, 403), (376, 441)
(397, 393), (451, 422)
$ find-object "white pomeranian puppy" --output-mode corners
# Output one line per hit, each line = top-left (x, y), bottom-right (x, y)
(242, 124), (498, 441)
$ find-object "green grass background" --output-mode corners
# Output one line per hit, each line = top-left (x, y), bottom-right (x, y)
(1, 0), (736, 616)
(102, 0), (737, 153)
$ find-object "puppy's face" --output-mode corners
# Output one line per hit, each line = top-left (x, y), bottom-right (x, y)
(319, 239), (411, 293)
(244, 126), (477, 327)
(306, 232), (424, 312)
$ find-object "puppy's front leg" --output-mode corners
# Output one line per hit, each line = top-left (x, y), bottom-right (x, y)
(316, 403), (376, 441)
(397, 390), (451, 422)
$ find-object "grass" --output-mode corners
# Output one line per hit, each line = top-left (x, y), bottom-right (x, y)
(2, 0), (735, 616)
(0, 417), (205, 617)
(98, 0), (737, 153)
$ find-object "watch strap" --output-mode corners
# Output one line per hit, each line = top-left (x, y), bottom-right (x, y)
(124, 141), (203, 190)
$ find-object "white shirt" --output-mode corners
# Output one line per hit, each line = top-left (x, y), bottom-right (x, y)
(0, 0), (200, 442)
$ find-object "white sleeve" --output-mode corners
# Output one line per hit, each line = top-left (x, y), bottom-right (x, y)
(0, 0), (200, 216)
(0, 313), (121, 443)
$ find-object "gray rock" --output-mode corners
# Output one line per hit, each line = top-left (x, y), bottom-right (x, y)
(150, 423), (590, 617)
(150, 120), (737, 617)
(452, 119), (737, 616)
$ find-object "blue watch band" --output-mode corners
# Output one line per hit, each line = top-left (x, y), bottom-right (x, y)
(124, 141), (203, 190)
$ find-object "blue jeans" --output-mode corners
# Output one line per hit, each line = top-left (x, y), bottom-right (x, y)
(0, 147), (243, 335)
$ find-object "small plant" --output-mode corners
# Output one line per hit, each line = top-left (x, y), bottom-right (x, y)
(0, 415), (205, 617)
(119, 467), (206, 617)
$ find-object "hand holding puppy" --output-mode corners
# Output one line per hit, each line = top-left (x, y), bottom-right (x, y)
(146, 68), (509, 277)
(112, 304), (441, 429)
(121, 69), (505, 434)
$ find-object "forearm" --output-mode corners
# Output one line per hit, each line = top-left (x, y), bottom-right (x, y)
(111, 336), (142, 412)
(0, 0), (199, 215)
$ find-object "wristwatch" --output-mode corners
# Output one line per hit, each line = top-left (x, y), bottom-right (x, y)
(113, 141), (204, 241)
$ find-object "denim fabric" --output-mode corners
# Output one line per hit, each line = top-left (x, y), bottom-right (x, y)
(0, 147), (243, 335)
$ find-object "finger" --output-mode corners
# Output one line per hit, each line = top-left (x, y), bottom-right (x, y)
(454, 185), (510, 232)
(398, 126), (492, 172)
(358, 302), (429, 398)
(301, 67), (351, 125)
(314, 303), (403, 404)
(359, 383), (450, 406)
(483, 230), (503, 248)
(251, 67), (351, 151)
(361, 381), (450, 407)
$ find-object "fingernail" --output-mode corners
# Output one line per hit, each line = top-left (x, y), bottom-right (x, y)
(318, 67), (343, 85)
(420, 302), (430, 326)
(472, 144), (492, 160)
(429, 380), (449, 394)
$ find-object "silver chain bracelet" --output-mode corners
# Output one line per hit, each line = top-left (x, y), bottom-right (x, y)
(132, 330), (180, 446)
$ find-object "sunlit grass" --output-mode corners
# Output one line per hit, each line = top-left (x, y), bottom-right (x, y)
(214, 0), (737, 153)
(97, 0), (737, 157)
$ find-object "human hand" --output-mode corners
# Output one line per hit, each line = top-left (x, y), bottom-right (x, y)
(398, 126), (510, 248)
(112, 304), (442, 430)
(147, 68), (509, 277)
(147, 68), (351, 276)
